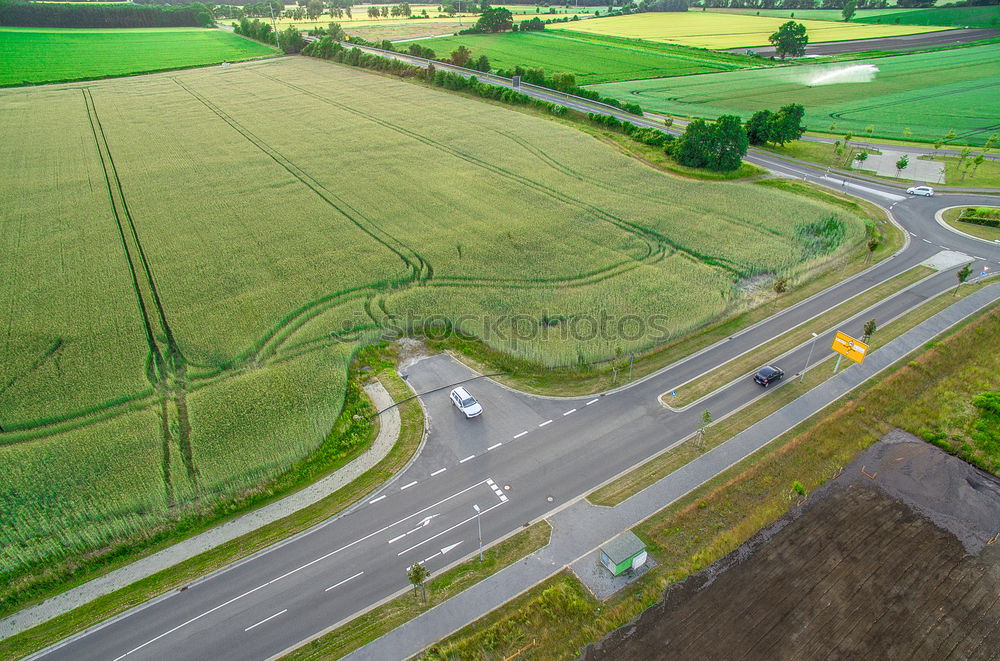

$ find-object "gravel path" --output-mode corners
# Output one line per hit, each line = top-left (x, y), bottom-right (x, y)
(0, 382), (400, 641)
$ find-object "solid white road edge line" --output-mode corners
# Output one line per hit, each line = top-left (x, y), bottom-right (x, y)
(324, 572), (364, 592)
(244, 609), (287, 632)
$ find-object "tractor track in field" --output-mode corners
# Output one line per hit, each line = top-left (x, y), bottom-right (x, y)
(496, 129), (800, 269)
(254, 72), (707, 274)
(82, 88), (198, 500)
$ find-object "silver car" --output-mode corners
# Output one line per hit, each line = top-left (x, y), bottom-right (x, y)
(906, 186), (934, 197)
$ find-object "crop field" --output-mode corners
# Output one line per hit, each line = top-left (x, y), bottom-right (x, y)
(0, 56), (864, 585)
(856, 5), (1000, 28)
(557, 12), (950, 49)
(0, 27), (275, 86)
(591, 43), (1000, 145)
(413, 30), (758, 84)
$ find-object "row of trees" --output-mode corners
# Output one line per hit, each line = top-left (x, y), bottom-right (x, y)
(669, 104), (805, 171)
(0, 0), (211, 27)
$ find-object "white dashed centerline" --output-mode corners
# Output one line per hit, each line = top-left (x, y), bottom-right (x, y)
(459, 455), (475, 463)
(430, 467), (447, 477)
(513, 431), (528, 439)
(922, 238), (932, 243)
(324, 571), (364, 592)
(585, 398), (599, 406)
(487, 442), (502, 451)
(400, 481), (418, 490)
(244, 609), (287, 632)
(563, 408), (576, 416)
(368, 495), (386, 504)
(539, 420), (552, 428)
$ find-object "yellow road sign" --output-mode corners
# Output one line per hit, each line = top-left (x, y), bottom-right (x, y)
(832, 331), (868, 365)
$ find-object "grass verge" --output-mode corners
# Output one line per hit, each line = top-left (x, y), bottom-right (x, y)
(938, 156), (1000, 189)
(942, 206), (1000, 242)
(436, 178), (899, 397)
(665, 264), (933, 408)
(591, 278), (996, 507)
(0, 359), (425, 661)
(282, 521), (552, 660)
(419, 301), (999, 661)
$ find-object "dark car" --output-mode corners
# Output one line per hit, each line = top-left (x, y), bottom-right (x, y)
(753, 365), (784, 387)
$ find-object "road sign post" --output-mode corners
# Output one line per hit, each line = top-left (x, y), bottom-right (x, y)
(831, 330), (868, 373)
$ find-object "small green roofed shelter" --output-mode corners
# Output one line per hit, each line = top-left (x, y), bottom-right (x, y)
(599, 531), (648, 577)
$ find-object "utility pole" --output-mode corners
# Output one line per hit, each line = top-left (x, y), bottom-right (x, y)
(269, 4), (281, 52)
(473, 504), (483, 562)
(800, 332), (818, 383)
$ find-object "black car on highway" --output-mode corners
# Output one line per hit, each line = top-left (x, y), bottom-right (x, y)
(753, 365), (784, 387)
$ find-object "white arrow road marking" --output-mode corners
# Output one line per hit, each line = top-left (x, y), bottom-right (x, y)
(421, 541), (464, 565)
(324, 571), (364, 592)
(397, 501), (506, 557)
(389, 515), (440, 544)
(244, 609), (287, 632)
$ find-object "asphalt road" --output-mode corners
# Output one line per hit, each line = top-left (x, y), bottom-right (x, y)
(28, 53), (1000, 661)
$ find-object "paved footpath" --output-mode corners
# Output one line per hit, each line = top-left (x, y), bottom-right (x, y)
(344, 283), (1000, 661)
(0, 383), (401, 640)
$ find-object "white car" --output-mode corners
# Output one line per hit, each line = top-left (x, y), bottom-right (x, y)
(450, 386), (483, 418)
(906, 186), (934, 197)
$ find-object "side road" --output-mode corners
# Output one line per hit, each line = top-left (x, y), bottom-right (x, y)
(338, 283), (1000, 661)
(0, 383), (401, 640)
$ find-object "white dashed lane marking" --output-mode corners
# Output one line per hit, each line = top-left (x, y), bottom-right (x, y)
(539, 420), (552, 428)
(513, 431), (528, 439)
(368, 495), (386, 504)
(430, 467), (446, 477)
(244, 609), (286, 632)
(585, 398), (599, 406)
(487, 442), (502, 451)
(459, 455), (475, 463)
(563, 408), (576, 416)
(400, 481), (417, 490)
(324, 571), (363, 592)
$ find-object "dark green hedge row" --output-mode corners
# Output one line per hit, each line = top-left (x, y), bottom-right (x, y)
(0, 0), (208, 27)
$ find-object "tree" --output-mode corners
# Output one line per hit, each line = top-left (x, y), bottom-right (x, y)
(768, 20), (807, 59)
(697, 409), (713, 451)
(855, 151), (868, 167)
(955, 264), (972, 295)
(195, 10), (213, 26)
(473, 54), (491, 71)
(381, 5), (389, 16)
(407, 562), (429, 602)
(713, 114), (749, 171)
(306, 0), (324, 19)
(862, 318), (877, 342)
(841, 0), (856, 20)
(367, 5), (378, 17)
(280, 25), (306, 52)
(745, 109), (775, 146)
(943, 128), (956, 144)
(984, 133), (999, 154)
(345, 6), (351, 18)
(450, 44), (472, 66)
(672, 116), (748, 172)
(971, 152), (985, 177)
(475, 6), (513, 31)
(895, 154), (909, 177)
(772, 103), (805, 145)
(327, 20), (344, 39)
